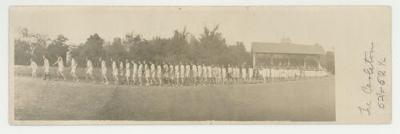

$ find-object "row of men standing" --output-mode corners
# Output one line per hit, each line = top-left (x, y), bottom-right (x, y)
(30, 56), (329, 86)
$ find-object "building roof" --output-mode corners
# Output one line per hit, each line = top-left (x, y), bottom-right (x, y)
(251, 42), (325, 55)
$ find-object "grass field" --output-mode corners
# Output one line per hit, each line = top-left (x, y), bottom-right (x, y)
(13, 66), (335, 121)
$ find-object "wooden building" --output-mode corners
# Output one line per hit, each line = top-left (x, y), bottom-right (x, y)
(251, 42), (325, 68)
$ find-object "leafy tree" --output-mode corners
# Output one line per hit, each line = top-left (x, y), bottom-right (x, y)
(105, 37), (127, 60)
(125, 34), (142, 60)
(79, 33), (104, 66)
(47, 35), (69, 64)
(226, 42), (251, 66)
(14, 28), (48, 65)
(14, 39), (31, 65)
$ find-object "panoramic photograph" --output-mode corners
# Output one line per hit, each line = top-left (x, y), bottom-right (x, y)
(10, 6), (336, 122)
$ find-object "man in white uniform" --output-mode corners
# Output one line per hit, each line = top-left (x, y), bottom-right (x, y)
(192, 63), (197, 85)
(216, 65), (220, 84)
(70, 57), (78, 82)
(227, 65), (232, 84)
(178, 63), (184, 85)
(119, 60), (124, 78)
(221, 66), (226, 84)
(202, 64), (207, 85)
(169, 63), (174, 86)
(100, 58), (109, 84)
(207, 65), (212, 85)
(241, 66), (247, 84)
(272, 67), (277, 81)
(125, 59), (131, 85)
(150, 61), (155, 85)
(248, 67), (253, 83)
(236, 66), (241, 84)
(260, 67), (266, 83)
(85, 58), (94, 82)
(144, 61), (150, 86)
(157, 62), (162, 85)
(185, 63), (191, 85)
(112, 59), (119, 84)
(232, 65), (240, 84)
(175, 63), (180, 86)
(137, 61), (143, 86)
(217, 66), (221, 84)
(131, 61), (137, 85)
(43, 56), (50, 80)
(30, 58), (37, 78)
(162, 62), (169, 85)
(232, 66), (237, 84)
(211, 65), (215, 85)
(199, 64), (204, 85)
(197, 64), (202, 85)
(53, 56), (66, 80)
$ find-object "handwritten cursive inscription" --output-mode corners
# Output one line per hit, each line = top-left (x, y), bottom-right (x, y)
(358, 42), (387, 116)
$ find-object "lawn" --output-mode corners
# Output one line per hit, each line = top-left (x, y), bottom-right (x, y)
(13, 65), (335, 121)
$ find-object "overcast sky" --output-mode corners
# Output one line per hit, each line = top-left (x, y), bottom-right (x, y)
(10, 6), (390, 52)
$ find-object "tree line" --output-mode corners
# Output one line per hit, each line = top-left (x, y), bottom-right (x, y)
(13, 26), (334, 74)
(14, 26), (252, 67)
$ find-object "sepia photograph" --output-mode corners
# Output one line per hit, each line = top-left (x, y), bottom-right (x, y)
(8, 6), (391, 124)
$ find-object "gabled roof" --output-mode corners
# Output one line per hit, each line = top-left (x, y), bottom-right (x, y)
(251, 42), (325, 55)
